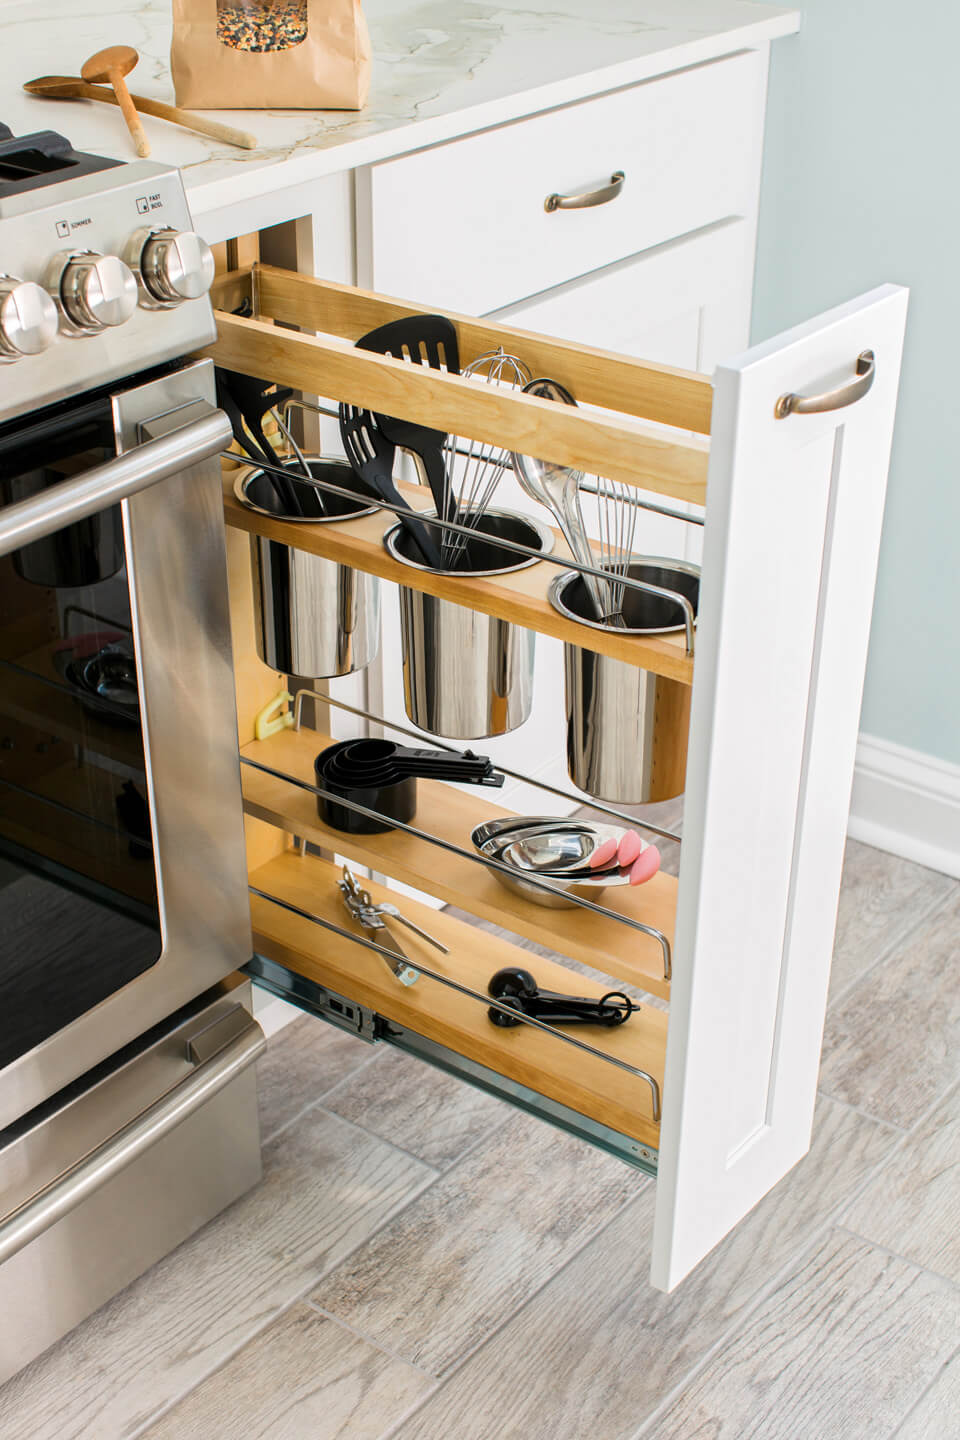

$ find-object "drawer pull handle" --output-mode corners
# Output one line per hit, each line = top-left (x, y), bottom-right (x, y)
(544, 170), (625, 213)
(774, 349), (875, 419)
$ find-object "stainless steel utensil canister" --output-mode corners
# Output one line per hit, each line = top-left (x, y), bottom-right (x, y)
(549, 558), (700, 802)
(384, 509), (553, 740)
(236, 458), (381, 679)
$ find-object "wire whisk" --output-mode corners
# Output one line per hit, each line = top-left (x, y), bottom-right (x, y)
(441, 348), (531, 570)
(594, 474), (640, 625)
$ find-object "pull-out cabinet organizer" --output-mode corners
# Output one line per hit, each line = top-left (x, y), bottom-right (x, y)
(204, 265), (908, 1291)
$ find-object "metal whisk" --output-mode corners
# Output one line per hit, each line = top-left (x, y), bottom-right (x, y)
(441, 348), (531, 570)
(593, 475), (640, 625)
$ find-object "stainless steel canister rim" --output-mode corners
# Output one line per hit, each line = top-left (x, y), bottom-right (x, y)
(384, 507), (555, 578)
(234, 456), (380, 524)
(547, 556), (701, 636)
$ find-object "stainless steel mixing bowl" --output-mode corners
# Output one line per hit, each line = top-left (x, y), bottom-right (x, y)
(471, 816), (630, 909)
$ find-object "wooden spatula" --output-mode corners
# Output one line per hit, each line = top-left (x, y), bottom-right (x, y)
(24, 76), (258, 150)
(80, 46), (149, 158)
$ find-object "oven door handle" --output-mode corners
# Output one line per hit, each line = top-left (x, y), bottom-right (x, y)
(0, 406), (234, 560)
(0, 1011), (265, 1268)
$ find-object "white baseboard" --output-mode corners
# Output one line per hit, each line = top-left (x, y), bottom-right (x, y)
(848, 733), (960, 879)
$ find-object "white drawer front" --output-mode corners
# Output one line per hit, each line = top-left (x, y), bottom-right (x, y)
(360, 49), (766, 314)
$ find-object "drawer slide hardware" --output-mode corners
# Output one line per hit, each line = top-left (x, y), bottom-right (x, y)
(247, 953), (382, 1041)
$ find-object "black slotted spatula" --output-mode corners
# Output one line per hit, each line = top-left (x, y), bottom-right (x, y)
(354, 315), (460, 528)
(338, 403), (443, 569)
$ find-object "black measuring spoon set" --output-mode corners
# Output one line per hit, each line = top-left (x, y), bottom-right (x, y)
(314, 738), (504, 836)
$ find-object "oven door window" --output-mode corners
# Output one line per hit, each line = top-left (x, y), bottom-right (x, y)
(0, 395), (161, 1069)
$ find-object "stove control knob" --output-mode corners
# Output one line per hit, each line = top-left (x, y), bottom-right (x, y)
(0, 276), (59, 361)
(58, 252), (138, 332)
(138, 228), (215, 305)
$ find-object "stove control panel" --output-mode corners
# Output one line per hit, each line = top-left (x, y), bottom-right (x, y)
(0, 162), (219, 423)
(0, 275), (58, 361)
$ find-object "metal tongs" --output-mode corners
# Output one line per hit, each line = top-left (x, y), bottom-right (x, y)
(338, 866), (448, 988)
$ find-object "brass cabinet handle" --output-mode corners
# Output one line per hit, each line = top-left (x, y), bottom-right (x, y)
(544, 170), (625, 213)
(774, 349), (875, 419)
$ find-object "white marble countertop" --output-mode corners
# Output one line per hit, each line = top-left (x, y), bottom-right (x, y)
(1, 0), (798, 233)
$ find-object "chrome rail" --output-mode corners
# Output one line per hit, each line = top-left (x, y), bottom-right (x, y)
(241, 748), (673, 982)
(282, 397), (705, 526)
(292, 686), (682, 845)
(279, 397), (705, 527)
(224, 446), (697, 654)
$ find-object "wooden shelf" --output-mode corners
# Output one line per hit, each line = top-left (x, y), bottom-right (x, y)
(241, 726), (676, 999)
(249, 847), (665, 1149)
(211, 264), (714, 436)
(0, 646), (145, 771)
(223, 474), (694, 683)
(205, 267), (711, 506)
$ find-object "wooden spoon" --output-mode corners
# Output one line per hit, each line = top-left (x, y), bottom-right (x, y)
(80, 45), (149, 158)
(24, 76), (258, 150)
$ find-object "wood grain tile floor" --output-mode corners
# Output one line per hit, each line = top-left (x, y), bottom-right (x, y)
(0, 839), (956, 1440)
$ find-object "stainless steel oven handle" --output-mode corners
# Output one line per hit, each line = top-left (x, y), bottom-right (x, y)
(0, 1014), (264, 1268)
(0, 407), (234, 560)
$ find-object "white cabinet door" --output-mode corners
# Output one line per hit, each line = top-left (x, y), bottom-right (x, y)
(651, 284), (909, 1291)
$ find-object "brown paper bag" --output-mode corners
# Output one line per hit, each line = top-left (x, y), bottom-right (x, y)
(171, 0), (370, 110)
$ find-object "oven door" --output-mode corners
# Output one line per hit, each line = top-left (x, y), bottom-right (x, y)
(0, 359), (251, 1129)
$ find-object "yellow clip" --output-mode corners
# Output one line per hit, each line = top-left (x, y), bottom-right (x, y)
(255, 690), (294, 741)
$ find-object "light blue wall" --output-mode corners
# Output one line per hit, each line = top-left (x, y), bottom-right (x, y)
(752, 1), (960, 765)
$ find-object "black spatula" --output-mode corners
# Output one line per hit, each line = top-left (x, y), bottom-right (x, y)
(226, 372), (306, 517)
(338, 403), (443, 569)
(354, 315), (460, 526)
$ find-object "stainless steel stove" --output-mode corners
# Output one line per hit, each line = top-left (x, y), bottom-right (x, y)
(0, 125), (263, 1383)
(0, 121), (222, 422)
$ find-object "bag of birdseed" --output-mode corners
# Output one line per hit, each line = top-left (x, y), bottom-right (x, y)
(171, 0), (370, 109)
